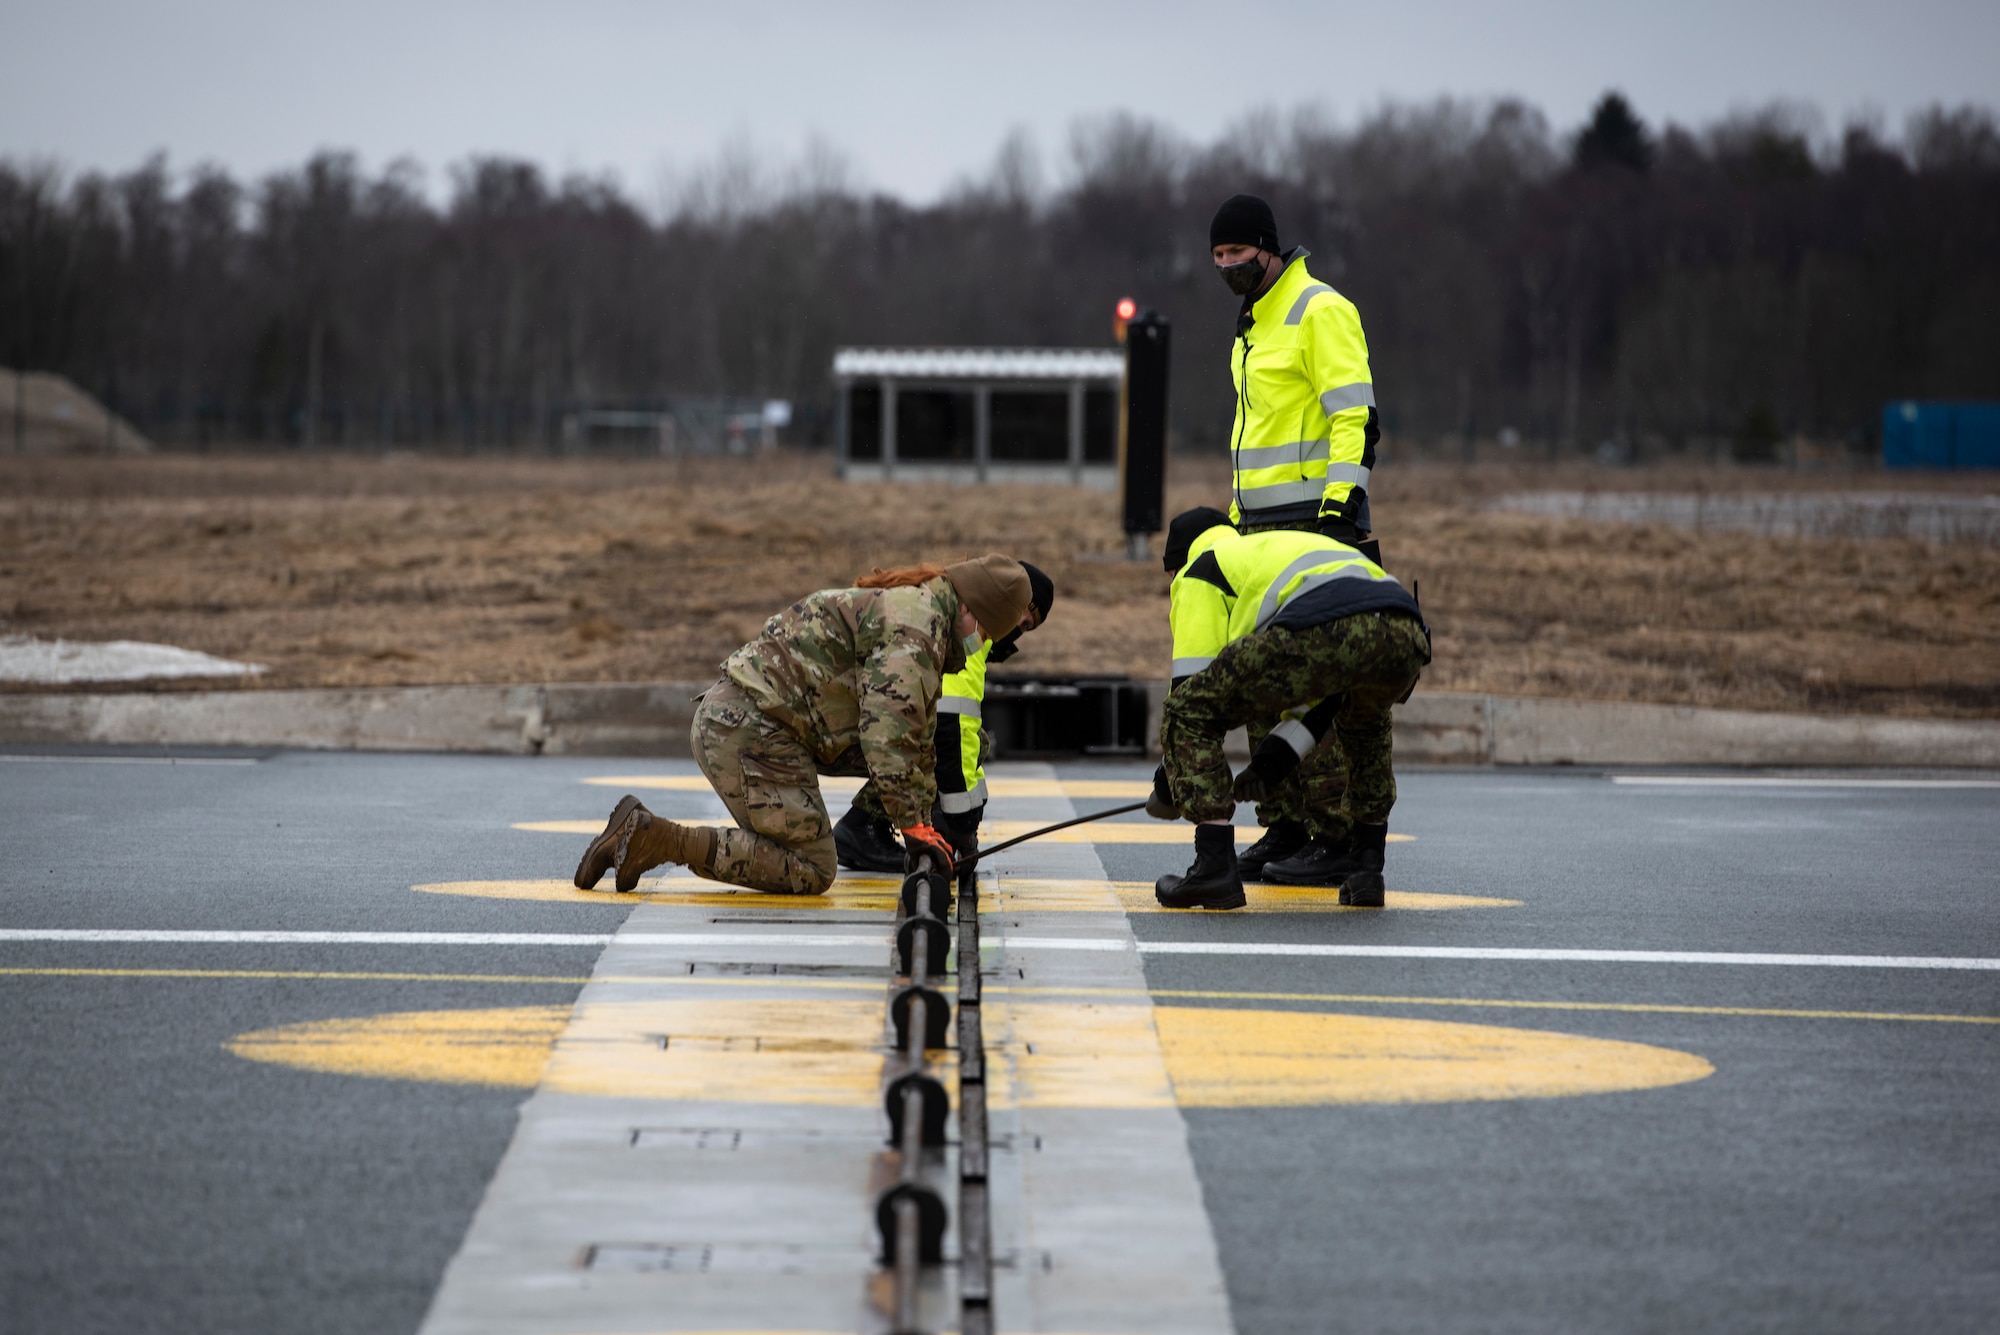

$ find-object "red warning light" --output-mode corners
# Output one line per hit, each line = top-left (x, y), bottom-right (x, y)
(1115, 298), (1138, 321)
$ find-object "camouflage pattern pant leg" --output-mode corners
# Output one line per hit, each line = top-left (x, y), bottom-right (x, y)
(1233, 518), (1351, 838)
(849, 781), (887, 823)
(1162, 612), (1428, 826)
(689, 680), (837, 895)
(1246, 717), (1351, 840)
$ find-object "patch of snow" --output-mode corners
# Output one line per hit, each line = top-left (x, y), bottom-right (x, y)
(0, 636), (268, 683)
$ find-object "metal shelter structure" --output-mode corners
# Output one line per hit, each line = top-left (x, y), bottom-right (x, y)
(833, 347), (1125, 485)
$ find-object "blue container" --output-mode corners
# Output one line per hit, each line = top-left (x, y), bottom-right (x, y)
(1883, 401), (2000, 469)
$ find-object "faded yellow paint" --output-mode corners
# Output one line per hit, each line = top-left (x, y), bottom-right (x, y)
(542, 998), (888, 1104)
(1154, 1007), (1714, 1106)
(226, 1005), (569, 1088)
(985, 998), (1178, 1110)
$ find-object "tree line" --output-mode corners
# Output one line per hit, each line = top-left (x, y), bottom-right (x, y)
(3, 93), (1997, 459)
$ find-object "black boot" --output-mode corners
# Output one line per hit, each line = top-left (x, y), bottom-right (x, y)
(1237, 819), (1308, 880)
(1338, 823), (1389, 907)
(834, 806), (906, 873)
(1155, 824), (1247, 910)
(1264, 831), (1366, 887)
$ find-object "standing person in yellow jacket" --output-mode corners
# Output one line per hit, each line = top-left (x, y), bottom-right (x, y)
(835, 563), (1056, 870)
(1208, 192), (1384, 888)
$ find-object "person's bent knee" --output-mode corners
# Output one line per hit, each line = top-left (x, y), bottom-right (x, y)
(791, 835), (838, 895)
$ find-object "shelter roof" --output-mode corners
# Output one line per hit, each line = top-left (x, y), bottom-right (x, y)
(831, 347), (1124, 381)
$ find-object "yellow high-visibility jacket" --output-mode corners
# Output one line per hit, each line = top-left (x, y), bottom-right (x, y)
(1226, 248), (1378, 533)
(1170, 525), (1423, 756)
(934, 641), (988, 814)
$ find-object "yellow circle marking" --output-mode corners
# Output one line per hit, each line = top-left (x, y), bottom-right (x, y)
(226, 1002), (1710, 1107)
(226, 1005), (570, 1088)
(414, 875), (1501, 914)
(413, 877), (904, 911)
(516, 819), (1414, 845)
(226, 999), (888, 1101)
(1156, 1007), (1713, 1106)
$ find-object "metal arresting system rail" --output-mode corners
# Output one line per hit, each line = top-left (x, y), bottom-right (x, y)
(873, 851), (989, 1334)
(869, 803), (1144, 1333)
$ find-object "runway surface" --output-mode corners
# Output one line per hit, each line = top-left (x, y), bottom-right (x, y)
(2, 749), (1994, 1333)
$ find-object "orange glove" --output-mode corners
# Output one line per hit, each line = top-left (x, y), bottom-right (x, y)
(900, 823), (956, 875)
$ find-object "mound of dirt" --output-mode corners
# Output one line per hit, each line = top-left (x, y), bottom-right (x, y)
(0, 371), (152, 455)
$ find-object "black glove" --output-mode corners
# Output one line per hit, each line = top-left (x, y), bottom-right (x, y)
(932, 805), (983, 860)
(1232, 734), (1302, 803)
(1146, 764), (1181, 820)
(1315, 512), (1367, 544)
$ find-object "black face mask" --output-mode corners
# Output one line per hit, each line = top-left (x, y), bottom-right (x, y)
(987, 625), (1024, 663)
(1217, 254), (1266, 297)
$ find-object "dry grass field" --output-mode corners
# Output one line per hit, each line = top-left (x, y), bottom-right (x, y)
(3, 451), (1997, 719)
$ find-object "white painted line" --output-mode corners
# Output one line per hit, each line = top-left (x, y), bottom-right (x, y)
(1610, 775), (2000, 789)
(1118, 941), (2000, 970)
(9, 930), (1990, 971)
(0, 929), (888, 947)
(0, 754), (260, 765)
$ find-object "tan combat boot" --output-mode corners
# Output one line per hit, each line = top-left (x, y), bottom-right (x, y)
(614, 809), (717, 892)
(574, 794), (646, 889)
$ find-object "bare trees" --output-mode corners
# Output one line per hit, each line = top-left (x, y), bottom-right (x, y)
(1, 94), (1995, 457)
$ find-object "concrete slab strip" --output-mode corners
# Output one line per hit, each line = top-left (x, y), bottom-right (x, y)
(4, 681), (1997, 766)
(415, 762), (1234, 1334)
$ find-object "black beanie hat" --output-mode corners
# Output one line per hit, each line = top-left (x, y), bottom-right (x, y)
(1210, 194), (1279, 252)
(987, 561), (1058, 663)
(1163, 506), (1234, 572)
(1022, 561), (1056, 628)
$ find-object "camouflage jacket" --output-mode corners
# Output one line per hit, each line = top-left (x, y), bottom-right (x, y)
(722, 578), (964, 828)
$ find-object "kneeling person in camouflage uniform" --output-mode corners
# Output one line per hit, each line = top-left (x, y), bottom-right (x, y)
(573, 555), (1035, 895)
(1151, 508), (1429, 910)
(835, 562), (1056, 872)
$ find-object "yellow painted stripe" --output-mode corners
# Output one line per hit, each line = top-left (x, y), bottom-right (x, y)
(518, 819), (1415, 845)
(25, 968), (1994, 1028)
(1149, 988), (2000, 1026)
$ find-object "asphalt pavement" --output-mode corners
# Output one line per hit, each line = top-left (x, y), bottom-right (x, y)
(2, 750), (1995, 1334)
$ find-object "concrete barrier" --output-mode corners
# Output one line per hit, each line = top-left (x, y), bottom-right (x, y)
(1, 682), (1995, 768)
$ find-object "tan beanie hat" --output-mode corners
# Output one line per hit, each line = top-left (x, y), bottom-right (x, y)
(942, 554), (1032, 642)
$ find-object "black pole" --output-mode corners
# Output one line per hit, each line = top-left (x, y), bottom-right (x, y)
(1121, 310), (1169, 557)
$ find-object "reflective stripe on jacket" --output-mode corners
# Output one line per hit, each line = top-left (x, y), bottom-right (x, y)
(1227, 248), (1379, 531)
(935, 641), (988, 814)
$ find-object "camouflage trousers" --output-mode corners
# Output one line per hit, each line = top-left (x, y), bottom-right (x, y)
(1161, 611), (1428, 828)
(1237, 515), (1354, 835)
(688, 679), (837, 895)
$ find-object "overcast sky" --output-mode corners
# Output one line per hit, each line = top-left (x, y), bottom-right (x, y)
(4, 0), (1996, 205)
